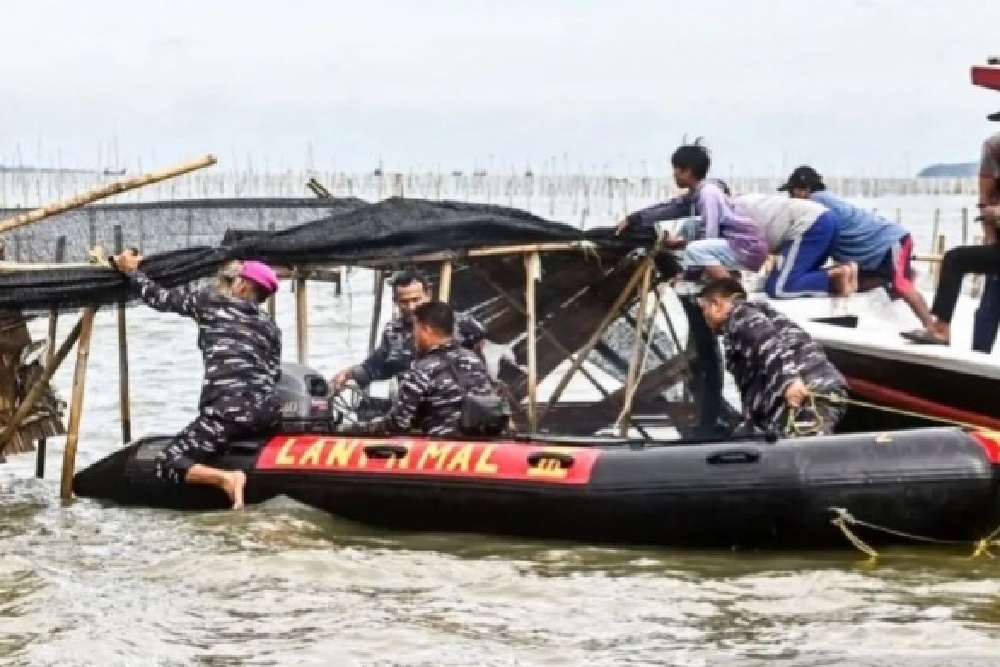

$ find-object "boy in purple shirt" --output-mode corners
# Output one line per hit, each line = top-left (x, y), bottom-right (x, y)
(615, 142), (768, 279)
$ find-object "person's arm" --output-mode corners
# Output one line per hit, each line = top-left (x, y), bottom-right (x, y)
(726, 305), (801, 395)
(615, 194), (692, 233)
(355, 367), (429, 433)
(349, 326), (401, 386)
(129, 270), (209, 322)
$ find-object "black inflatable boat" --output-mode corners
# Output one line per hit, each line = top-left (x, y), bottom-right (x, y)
(73, 362), (1000, 550)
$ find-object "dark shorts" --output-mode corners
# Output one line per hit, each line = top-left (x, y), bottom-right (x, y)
(861, 234), (915, 297)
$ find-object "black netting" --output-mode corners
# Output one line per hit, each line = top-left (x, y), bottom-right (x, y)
(0, 196), (726, 435)
(0, 197), (661, 316)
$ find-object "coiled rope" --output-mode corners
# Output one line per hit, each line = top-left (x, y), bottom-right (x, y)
(780, 388), (1000, 561)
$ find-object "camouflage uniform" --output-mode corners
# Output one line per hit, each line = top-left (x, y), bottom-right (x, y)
(722, 299), (847, 437)
(349, 312), (487, 386)
(355, 340), (497, 436)
(129, 272), (282, 482)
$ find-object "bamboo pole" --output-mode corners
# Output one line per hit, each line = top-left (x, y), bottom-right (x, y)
(357, 241), (598, 268)
(467, 267), (619, 405)
(369, 270), (386, 354)
(617, 262), (654, 436)
(114, 227), (132, 444)
(438, 261), (453, 302)
(306, 177), (332, 198)
(0, 241), (600, 275)
(524, 252), (540, 432)
(0, 316), (84, 456)
(541, 261), (649, 417)
(931, 235), (946, 287)
(295, 273), (309, 364)
(0, 154), (217, 235)
(60, 307), (97, 501)
(36, 235), (67, 478)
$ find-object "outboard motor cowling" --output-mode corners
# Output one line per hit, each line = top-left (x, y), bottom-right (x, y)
(274, 362), (340, 433)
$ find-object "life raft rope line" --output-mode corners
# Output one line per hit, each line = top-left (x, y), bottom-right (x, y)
(827, 507), (1000, 562)
(788, 387), (993, 439)
(778, 389), (1000, 560)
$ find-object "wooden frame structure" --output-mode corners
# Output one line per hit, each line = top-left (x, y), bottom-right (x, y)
(1, 239), (686, 502)
(0, 155), (218, 495)
(0, 167), (695, 506)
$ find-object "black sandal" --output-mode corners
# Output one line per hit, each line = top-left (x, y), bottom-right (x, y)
(900, 329), (948, 345)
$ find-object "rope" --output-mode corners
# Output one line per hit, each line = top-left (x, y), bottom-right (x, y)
(828, 507), (1000, 561)
(812, 391), (988, 431)
(785, 394), (1000, 560)
(784, 393), (831, 437)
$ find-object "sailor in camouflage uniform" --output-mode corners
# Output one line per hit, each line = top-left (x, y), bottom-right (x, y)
(112, 252), (282, 509)
(351, 301), (500, 436)
(332, 269), (488, 390)
(698, 278), (847, 437)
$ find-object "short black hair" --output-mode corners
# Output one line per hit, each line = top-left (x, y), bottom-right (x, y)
(699, 277), (747, 301)
(671, 139), (711, 180)
(391, 268), (430, 293)
(413, 300), (454, 335)
(778, 165), (826, 193)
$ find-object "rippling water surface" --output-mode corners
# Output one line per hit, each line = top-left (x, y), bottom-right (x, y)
(3, 247), (1000, 666)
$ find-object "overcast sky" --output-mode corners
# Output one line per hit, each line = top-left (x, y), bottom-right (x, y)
(1, 0), (999, 176)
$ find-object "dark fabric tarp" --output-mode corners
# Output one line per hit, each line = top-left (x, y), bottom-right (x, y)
(0, 197), (663, 315)
(0, 196), (730, 435)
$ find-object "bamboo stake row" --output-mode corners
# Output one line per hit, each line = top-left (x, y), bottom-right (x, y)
(0, 155), (217, 235)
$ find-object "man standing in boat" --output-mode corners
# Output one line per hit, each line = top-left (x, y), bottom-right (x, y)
(330, 269), (488, 390)
(349, 301), (507, 437)
(111, 251), (282, 509)
(614, 140), (768, 279)
(970, 120), (1000, 352)
(698, 277), (848, 437)
(896, 121), (1000, 346)
(778, 166), (937, 333)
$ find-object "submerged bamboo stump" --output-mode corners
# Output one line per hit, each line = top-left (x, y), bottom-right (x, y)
(0, 314), (67, 459)
(0, 242), (67, 461)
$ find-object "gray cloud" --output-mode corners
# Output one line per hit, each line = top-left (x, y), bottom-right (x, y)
(0, 0), (997, 174)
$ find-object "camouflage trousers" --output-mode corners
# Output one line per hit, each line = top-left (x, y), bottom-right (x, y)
(155, 395), (275, 483)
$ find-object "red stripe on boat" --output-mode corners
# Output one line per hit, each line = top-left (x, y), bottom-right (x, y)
(256, 435), (601, 484)
(846, 376), (1000, 463)
(972, 66), (1000, 91)
(970, 432), (1000, 464)
(845, 376), (1000, 431)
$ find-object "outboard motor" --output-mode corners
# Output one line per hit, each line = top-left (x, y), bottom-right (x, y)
(274, 362), (341, 433)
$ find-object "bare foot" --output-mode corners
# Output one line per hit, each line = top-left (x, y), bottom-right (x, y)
(223, 470), (247, 509)
(828, 265), (849, 295)
(844, 261), (859, 296)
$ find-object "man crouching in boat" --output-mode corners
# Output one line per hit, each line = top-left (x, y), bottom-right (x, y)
(111, 252), (282, 508)
(330, 269), (488, 392)
(347, 301), (508, 437)
(698, 278), (848, 437)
